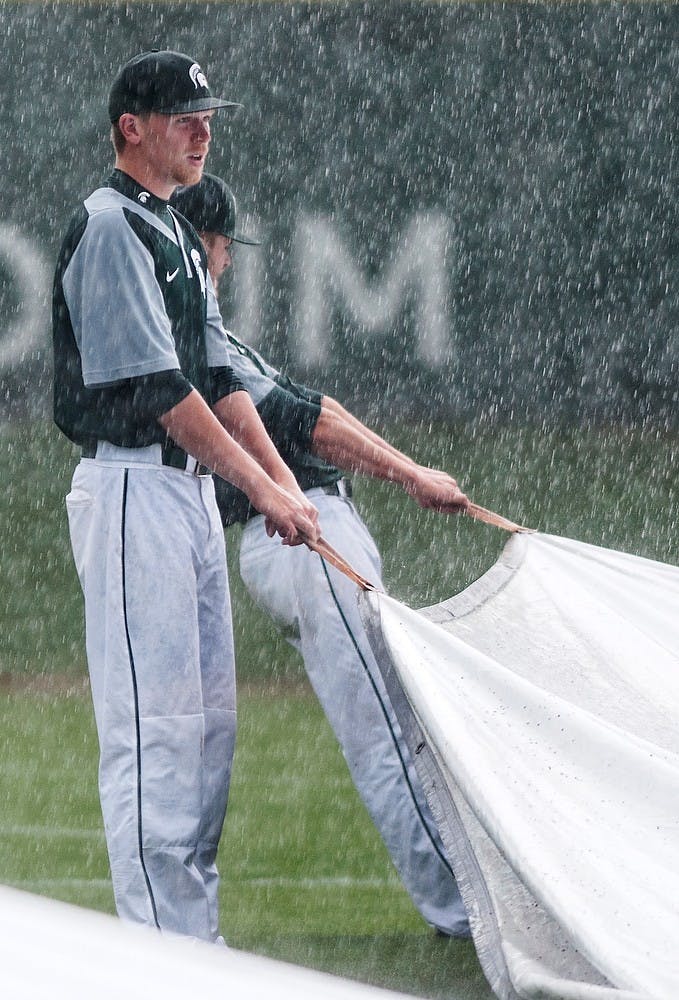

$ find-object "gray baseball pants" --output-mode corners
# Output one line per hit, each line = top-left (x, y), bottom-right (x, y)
(239, 488), (469, 936)
(66, 447), (236, 941)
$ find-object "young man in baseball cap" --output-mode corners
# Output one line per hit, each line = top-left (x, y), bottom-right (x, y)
(107, 50), (243, 196)
(53, 52), (319, 943)
(171, 175), (472, 939)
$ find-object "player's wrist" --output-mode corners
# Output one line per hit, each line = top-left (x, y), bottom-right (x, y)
(400, 465), (424, 496)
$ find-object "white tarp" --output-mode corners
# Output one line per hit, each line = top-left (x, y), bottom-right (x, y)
(0, 884), (421, 1000)
(360, 533), (679, 1000)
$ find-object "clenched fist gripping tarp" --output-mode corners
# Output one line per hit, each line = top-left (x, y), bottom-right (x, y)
(360, 533), (679, 1000)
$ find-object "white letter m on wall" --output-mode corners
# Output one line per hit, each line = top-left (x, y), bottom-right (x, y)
(293, 213), (451, 368)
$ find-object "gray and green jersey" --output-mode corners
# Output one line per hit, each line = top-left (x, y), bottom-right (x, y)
(52, 169), (242, 451)
(205, 287), (341, 526)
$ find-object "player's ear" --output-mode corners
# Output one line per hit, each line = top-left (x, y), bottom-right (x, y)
(117, 113), (144, 146)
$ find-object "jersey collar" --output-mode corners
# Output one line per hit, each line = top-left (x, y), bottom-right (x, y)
(108, 170), (171, 216)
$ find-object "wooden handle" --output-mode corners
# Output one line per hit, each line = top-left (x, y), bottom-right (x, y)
(303, 534), (378, 591)
(301, 501), (531, 592)
(466, 502), (533, 533)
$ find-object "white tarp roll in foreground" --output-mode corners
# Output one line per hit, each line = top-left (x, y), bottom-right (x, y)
(360, 533), (679, 1000)
(0, 884), (422, 1000)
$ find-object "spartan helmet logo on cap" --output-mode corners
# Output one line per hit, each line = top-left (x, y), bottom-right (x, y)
(189, 63), (209, 90)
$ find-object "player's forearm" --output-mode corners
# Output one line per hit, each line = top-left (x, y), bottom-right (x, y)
(311, 406), (420, 488)
(212, 391), (301, 496)
(312, 401), (469, 513)
(159, 389), (283, 498)
(159, 390), (319, 542)
(321, 396), (419, 468)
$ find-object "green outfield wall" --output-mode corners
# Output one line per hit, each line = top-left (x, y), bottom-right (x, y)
(0, 2), (676, 427)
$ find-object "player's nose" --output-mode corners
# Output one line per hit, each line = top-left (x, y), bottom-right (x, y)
(193, 118), (211, 142)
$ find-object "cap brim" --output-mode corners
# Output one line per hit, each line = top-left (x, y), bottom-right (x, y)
(231, 230), (261, 246)
(157, 98), (243, 114)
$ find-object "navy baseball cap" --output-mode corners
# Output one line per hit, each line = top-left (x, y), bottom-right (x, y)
(171, 174), (260, 245)
(108, 50), (241, 123)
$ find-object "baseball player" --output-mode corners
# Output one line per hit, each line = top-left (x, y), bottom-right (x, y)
(170, 175), (472, 937)
(52, 52), (319, 942)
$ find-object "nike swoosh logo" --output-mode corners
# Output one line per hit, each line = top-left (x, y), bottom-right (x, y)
(166, 268), (179, 282)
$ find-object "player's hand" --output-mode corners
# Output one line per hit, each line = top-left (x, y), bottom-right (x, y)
(291, 487), (320, 530)
(269, 472), (320, 538)
(404, 466), (469, 514)
(265, 489), (319, 546)
(260, 483), (321, 546)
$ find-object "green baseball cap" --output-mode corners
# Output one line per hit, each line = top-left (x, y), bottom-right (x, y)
(171, 174), (261, 245)
(108, 50), (241, 123)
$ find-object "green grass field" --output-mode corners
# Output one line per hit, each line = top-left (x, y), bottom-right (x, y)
(0, 417), (677, 997)
(0, 681), (492, 998)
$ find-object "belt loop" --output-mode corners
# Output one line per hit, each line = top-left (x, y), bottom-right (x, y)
(337, 477), (352, 499)
(191, 458), (210, 476)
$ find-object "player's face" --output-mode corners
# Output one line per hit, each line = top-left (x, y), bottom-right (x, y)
(138, 111), (214, 197)
(203, 234), (234, 286)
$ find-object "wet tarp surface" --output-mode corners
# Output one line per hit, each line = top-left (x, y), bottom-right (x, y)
(0, 885), (421, 1000)
(361, 534), (679, 1000)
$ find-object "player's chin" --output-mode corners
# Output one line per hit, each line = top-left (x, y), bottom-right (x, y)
(176, 159), (205, 187)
